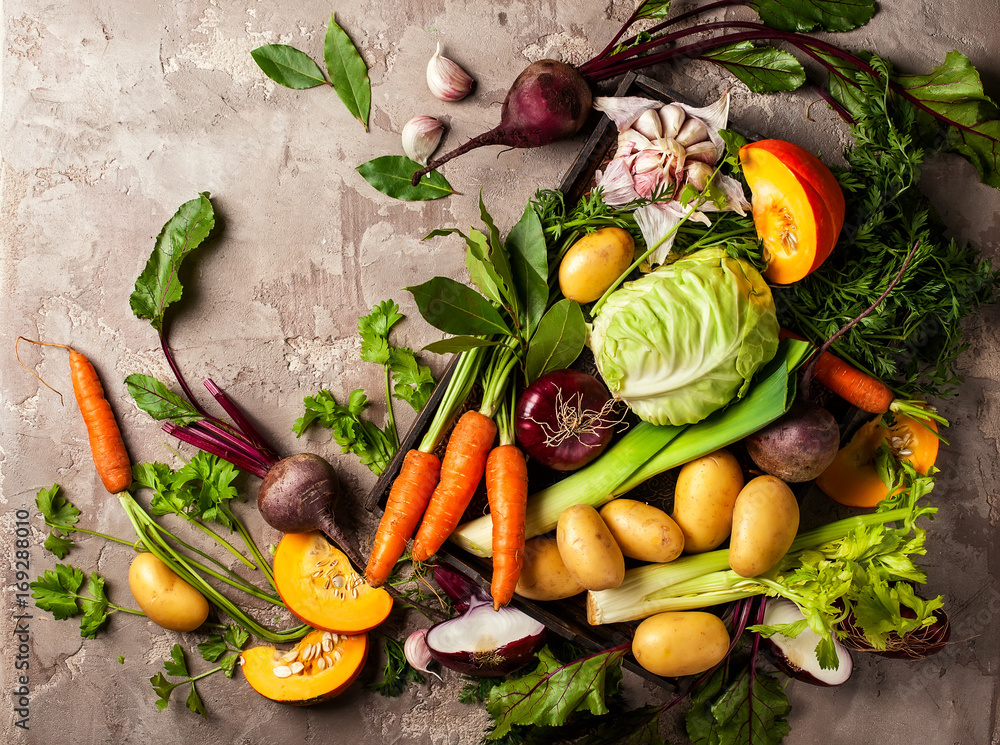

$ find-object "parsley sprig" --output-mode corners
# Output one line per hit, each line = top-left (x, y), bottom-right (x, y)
(30, 564), (144, 638)
(294, 299), (435, 475)
(150, 626), (249, 717)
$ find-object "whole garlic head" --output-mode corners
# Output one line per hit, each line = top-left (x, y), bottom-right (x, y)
(426, 43), (474, 102)
(402, 115), (445, 164)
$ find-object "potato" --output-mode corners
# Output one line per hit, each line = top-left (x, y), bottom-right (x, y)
(129, 553), (210, 632)
(631, 611), (730, 677)
(729, 475), (800, 577)
(599, 499), (684, 563)
(558, 227), (635, 303)
(556, 504), (625, 591)
(514, 536), (585, 601)
(671, 449), (744, 553)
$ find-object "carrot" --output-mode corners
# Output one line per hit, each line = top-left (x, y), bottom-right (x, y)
(410, 409), (497, 562)
(16, 338), (132, 493)
(780, 328), (894, 414)
(485, 444), (527, 610)
(365, 449), (441, 587)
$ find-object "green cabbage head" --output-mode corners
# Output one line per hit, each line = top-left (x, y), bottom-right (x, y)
(589, 248), (779, 426)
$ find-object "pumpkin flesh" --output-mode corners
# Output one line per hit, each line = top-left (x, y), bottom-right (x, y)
(273, 531), (393, 634)
(241, 629), (368, 705)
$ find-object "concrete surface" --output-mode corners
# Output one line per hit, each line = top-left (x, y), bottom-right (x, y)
(1, 1), (998, 743)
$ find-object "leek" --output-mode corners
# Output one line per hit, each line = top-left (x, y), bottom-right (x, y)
(449, 340), (811, 557)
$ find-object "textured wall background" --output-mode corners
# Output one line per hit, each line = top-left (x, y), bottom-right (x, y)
(2, 1), (997, 743)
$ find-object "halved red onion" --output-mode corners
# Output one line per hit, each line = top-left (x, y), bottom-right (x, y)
(425, 597), (546, 677)
(515, 369), (618, 471)
(761, 598), (853, 686)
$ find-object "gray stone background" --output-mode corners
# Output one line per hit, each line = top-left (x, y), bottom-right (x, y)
(1, 1), (997, 743)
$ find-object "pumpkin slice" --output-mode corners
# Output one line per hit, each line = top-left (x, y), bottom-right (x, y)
(273, 531), (393, 634)
(241, 629), (368, 705)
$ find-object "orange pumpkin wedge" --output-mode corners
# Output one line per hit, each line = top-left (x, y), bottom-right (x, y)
(740, 140), (845, 285)
(241, 629), (368, 705)
(273, 532), (392, 634)
(815, 415), (939, 508)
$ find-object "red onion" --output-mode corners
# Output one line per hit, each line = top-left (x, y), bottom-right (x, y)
(515, 369), (618, 471)
(424, 597), (546, 677)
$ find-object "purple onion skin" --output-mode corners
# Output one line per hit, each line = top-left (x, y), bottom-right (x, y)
(515, 369), (615, 471)
(432, 563), (489, 613)
(428, 632), (546, 677)
(257, 453), (362, 567)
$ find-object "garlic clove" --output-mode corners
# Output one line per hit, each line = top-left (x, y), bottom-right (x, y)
(632, 148), (665, 174)
(685, 140), (721, 165)
(658, 104), (686, 140)
(426, 43), (474, 102)
(402, 115), (445, 165)
(676, 117), (709, 147)
(632, 109), (663, 140)
(685, 161), (715, 191)
(404, 628), (442, 680)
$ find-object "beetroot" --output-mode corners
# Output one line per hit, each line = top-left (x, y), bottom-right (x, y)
(411, 59), (592, 184)
(745, 398), (840, 482)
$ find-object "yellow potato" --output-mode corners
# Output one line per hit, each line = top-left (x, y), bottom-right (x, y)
(558, 227), (635, 303)
(556, 504), (625, 591)
(729, 475), (800, 577)
(671, 449), (744, 553)
(631, 611), (730, 677)
(514, 537), (585, 601)
(129, 553), (210, 632)
(599, 499), (684, 563)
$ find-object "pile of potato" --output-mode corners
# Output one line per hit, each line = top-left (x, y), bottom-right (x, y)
(513, 448), (801, 677)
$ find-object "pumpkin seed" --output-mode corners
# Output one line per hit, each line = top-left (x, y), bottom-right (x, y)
(273, 665), (292, 678)
(290, 661), (305, 674)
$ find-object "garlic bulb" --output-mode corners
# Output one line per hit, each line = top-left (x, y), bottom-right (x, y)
(402, 116), (445, 164)
(426, 43), (474, 102)
(591, 90), (750, 268)
(404, 628), (441, 680)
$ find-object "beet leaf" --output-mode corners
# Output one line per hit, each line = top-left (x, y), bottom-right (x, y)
(484, 644), (629, 740)
(686, 659), (790, 745)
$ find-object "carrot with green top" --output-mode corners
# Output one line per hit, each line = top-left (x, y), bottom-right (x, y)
(410, 342), (520, 563)
(365, 346), (489, 582)
(484, 391), (528, 609)
(17, 337), (132, 493)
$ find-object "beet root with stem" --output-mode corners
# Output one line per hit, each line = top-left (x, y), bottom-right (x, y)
(745, 398), (840, 482)
(411, 59), (593, 185)
(257, 452), (364, 569)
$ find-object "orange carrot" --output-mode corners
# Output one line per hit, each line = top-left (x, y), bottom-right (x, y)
(780, 328), (894, 414)
(17, 338), (132, 493)
(67, 348), (133, 493)
(410, 410), (497, 562)
(485, 444), (527, 610)
(365, 449), (441, 587)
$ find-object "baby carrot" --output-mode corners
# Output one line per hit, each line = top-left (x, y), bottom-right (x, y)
(485, 444), (527, 610)
(17, 338), (132, 493)
(411, 409), (497, 562)
(365, 449), (441, 587)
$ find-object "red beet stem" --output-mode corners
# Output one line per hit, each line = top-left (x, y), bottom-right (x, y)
(411, 126), (507, 185)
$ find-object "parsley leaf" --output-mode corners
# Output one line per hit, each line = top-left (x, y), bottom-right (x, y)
(36, 484), (81, 558)
(152, 632), (248, 717)
(31, 564), (135, 638)
(295, 299), (435, 475)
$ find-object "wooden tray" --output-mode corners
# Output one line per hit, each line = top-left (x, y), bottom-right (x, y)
(365, 73), (770, 688)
